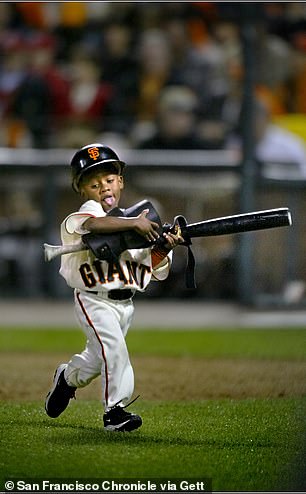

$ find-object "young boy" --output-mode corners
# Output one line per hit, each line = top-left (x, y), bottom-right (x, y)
(45, 143), (182, 432)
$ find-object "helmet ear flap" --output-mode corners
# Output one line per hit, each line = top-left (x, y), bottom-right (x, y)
(70, 143), (125, 192)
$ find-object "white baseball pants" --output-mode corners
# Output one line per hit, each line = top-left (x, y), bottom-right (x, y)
(64, 289), (135, 411)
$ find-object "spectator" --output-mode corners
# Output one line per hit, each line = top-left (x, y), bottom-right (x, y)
(55, 55), (113, 147)
(52, 2), (88, 61)
(98, 21), (139, 134)
(136, 85), (204, 150)
(9, 33), (67, 148)
(134, 29), (173, 126)
(255, 101), (306, 176)
(26, 32), (70, 120)
(162, 17), (233, 146)
(11, 34), (65, 148)
(0, 31), (31, 147)
(226, 99), (306, 177)
(166, 19), (230, 119)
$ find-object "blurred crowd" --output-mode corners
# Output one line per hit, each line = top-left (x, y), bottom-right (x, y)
(0, 1), (305, 158)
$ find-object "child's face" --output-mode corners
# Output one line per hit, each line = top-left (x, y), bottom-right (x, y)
(79, 171), (124, 212)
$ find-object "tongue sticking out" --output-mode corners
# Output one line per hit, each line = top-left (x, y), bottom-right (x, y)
(104, 196), (114, 207)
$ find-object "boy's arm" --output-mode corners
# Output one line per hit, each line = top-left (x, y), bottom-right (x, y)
(151, 232), (183, 268)
(84, 209), (160, 243)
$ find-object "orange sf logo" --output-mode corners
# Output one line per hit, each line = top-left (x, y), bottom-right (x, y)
(88, 147), (100, 160)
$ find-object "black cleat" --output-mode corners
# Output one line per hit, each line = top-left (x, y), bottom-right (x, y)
(103, 405), (142, 432)
(45, 364), (76, 418)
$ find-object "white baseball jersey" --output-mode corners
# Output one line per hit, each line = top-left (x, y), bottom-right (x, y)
(59, 199), (172, 293)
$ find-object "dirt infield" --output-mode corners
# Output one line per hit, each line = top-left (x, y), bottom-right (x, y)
(1, 352), (306, 402)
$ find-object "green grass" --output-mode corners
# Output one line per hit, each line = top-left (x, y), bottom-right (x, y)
(1, 327), (306, 492)
(0, 398), (305, 492)
(1, 327), (306, 360)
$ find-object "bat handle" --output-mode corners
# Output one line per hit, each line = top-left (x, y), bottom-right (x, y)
(43, 241), (86, 261)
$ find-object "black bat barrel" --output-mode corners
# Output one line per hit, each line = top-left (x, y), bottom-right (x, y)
(181, 208), (292, 238)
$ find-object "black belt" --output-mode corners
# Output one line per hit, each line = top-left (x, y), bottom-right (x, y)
(85, 289), (135, 300)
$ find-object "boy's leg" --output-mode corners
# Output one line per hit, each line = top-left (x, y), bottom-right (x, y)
(45, 290), (141, 430)
(65, 291), (135, 410)
(45, 338), (104, 418)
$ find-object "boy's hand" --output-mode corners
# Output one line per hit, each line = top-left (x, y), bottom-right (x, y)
(162, 231), (184, 250)
(134, 209), (160, 242)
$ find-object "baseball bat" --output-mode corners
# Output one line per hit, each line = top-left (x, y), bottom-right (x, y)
(43, 207), (292, 262)
(181, 207), (292, 239)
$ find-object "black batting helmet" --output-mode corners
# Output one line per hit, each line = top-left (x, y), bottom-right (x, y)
(70, 143), (125, 192)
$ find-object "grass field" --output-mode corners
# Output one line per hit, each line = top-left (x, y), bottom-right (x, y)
(0, 327), (305, 492)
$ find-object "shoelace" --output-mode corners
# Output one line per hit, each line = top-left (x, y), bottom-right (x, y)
(122, 394), (140, 409)
(110, 394), (140, 411)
